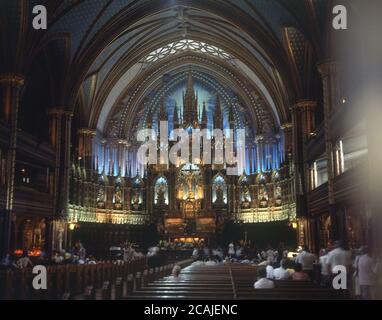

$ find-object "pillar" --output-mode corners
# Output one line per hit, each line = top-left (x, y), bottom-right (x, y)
(48, 107), (73, 252)
(281, 123), (293, 159)
(0, 73), (25, 258)
(78, 128), (97, 170)
(318, 62), (339, 241)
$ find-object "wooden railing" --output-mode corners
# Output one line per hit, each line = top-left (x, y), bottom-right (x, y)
(0, 258), (147, 300)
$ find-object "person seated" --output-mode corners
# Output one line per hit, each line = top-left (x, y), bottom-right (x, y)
(266, 262), (275, 279)
(166, 265), (182, 281)
(192, 260), (204, 266)
(1, 254), (13, 269)
(86, 255), (97, 265)
(192, 247), (199, 260)
(291, 263), (310, 281)
(205, 257), (218, 266)
(240, 256), (251, 264)
(254, 268), (275, 289)
(52, 251), (64, 264)
(273, 259), (291, 280)
(15, 251), (33, 269)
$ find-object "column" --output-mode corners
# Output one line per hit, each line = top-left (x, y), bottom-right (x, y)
(0, 73), (24, 258)
(317, 62), (338, 241)
(48, 107), (73, 251)
(78, 128), (97, 170)
(280, 122), (293, 164)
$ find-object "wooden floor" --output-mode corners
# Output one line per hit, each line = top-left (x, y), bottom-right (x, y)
(127, 263), (350, 300)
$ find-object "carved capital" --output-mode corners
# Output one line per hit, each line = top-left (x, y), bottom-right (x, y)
(78, 128), (97, 136)
(0, 73), (25, 87)
(48, 107), (74, 117)
(294, 100), (317, 111)
(317, 61), (338, 78)
(280, 123), (293, 131)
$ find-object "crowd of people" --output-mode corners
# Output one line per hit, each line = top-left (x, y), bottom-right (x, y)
(0, 240), (146, 269)
(252, 241), (381, 300)
(183, 240), (381, 300)
(1, 238), (381, 299)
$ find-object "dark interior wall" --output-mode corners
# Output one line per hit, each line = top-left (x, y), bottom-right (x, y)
(222, 220), (297, 250)
(19, 55), (52, 142)
(72, 222), (159, 257)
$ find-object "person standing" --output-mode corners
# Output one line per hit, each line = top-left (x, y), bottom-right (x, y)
(358, 247), (377, 300)
(326, 241), (352, 275)
(295, 246), (317, 280)
(228, 242), (235, 258)
(352, 247), (364, 298)
(319, 249), (330, 287)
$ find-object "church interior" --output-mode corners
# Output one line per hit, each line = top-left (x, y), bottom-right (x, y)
(1, 0), (382, 301)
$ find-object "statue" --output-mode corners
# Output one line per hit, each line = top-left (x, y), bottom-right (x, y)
(242, 187), (251, 208)
(97, 186), (105, 203)
(259, 184), (268, 207)
(156, 185), (166, 205)
(114, 188), (122, 204)
(57, 228), (64, 252)
(132, 190), (140, 205)
(215, 184), (225, 204)
(243, 187), (250, 202)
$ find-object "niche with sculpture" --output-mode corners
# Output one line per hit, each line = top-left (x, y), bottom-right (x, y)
(113, 177), (123, 210)
(154, 176), (168, 207)
(212, 174), (227, 207)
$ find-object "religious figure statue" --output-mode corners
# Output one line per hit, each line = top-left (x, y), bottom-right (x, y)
(215, 184), (225, 204)
(275, 185), (282, 206)
(243, 187), (250, 202)
(156, 185), (166, 205)
(242, 187), (251, 208)
(259, 184), (268, 207)
(97, 186), (105, 203)
(57, 228), (64, 252)
(114, 188), (122, 204)
(132, 190), (140, 205)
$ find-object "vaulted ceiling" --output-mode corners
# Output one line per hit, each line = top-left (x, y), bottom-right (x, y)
(0, 0), (331, 138)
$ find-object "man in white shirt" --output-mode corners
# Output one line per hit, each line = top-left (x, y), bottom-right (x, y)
(319, 249), (330, 287)
(326, 241), (352, 273)
(358, 247), (377, 300)
(266, 262), (274, 279)
(272, 259), (291, 280)
(295, 246), (316, 279)
(254, 268), (275, 289)
(266, 248), (276, 264)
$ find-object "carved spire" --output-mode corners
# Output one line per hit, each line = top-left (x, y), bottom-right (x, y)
(146, 113), (153, 129)
(159, 97), (167, 121)
(173, 102), (179, 127)
(228, 106), (235, 127)
(183, 69), (198, 126)
(214, 95), (223, 129)
(201, 101), (208, 128)
(186, 69), (195, 99)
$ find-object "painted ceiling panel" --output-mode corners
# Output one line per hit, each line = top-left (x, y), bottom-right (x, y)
(285, 26), (306, 86)
(83, 0), (136, 48)
(48, 0), (108, 58)
(245, 0), (298, 40)
(97, 63), (143, 131)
